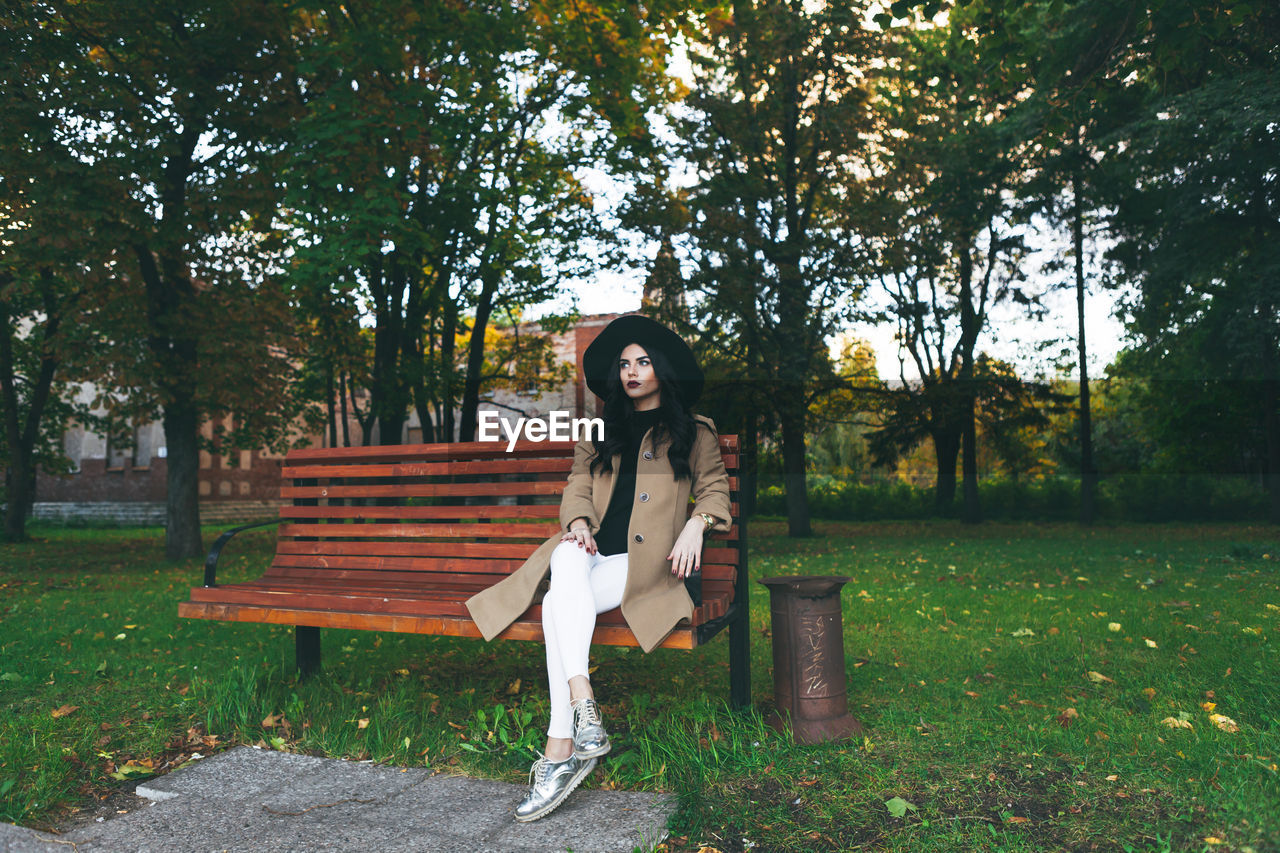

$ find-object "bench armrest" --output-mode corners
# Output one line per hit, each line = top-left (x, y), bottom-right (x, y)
(203, 518), (283, 587)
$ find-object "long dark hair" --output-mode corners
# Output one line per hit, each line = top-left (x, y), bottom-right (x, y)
(589, 343), (697, 480)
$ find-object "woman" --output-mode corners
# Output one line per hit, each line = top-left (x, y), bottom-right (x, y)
(465, 314), (732, 822)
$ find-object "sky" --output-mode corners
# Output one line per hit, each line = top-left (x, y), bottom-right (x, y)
(527, 31), (1134, 384)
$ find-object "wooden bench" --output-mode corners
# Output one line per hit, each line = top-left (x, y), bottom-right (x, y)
(178, 438), (750, 707)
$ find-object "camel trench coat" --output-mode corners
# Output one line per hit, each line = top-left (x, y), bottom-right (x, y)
(465, 415), (733, 653)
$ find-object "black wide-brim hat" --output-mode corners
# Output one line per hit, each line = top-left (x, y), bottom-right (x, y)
(583, 315), (704, 406)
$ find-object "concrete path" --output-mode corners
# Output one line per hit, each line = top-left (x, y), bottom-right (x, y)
(1, 747), (675, 852)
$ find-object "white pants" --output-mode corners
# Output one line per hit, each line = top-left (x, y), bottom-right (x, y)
(542, 540), (628, 739)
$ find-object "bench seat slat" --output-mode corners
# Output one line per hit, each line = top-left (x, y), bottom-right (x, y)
(177, 600), (699, 649)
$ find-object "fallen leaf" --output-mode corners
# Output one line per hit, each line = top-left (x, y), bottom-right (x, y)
(1048, 626), (1060, 635)
(357, 718), (370, 729)
(109, 761), (155, 781)
(1005, 815), (1029, 824)
(261, 714), (279, 728)
(51, 704), (78, 718)
(1011, 627), (1035, 637)
(1143, 688), (1157, 700)
(1161, 717), (1194, 730)
(1208, 714), (1239, 733)
(1201, 702), (1216, 713)
(1105, 774), (1119, 781)
(1144, 638), (1158, 648)
(884, 796), (917, 818)
(1108, 622), (1122, 632)
(1086, 671), (1114, 684)
(1057, 708), (1079, 727)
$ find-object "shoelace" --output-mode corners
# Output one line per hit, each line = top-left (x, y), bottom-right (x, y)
(572, 699), (602, 727)
(527, 754), (554, 788)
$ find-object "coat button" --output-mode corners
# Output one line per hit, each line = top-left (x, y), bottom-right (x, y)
(639, 492), (649, 502)
(643, 451), (653, 460)
(633, 533), (644, 543)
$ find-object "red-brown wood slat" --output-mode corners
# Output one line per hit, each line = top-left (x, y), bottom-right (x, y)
(269, 539), (740, 568)
(177, 600), (698, 649)
(282, 458), (575, 480)
(263, 555), (739, 582)
(275, 521), (741, 542)
(281, 437), (739, 466)
(277, 505), (562, 521)
(277, 502), (741, 523)
(277, 522), (558, 540)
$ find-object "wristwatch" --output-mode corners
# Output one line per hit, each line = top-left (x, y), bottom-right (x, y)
(698, 512), (715, 531)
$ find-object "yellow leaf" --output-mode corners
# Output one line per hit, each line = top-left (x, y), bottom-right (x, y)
(1143, 687), (1157, 700)
(1201, 702), (1216, 713)
(1105, 774), (1119, 781)
(1144, 638), (1158, 648)
(1203, 837), (1224, 846)
(506, 678), (521, 695)
(395, 668), (409, 677)
(1086, 671), (1114, 684)
(1208, 714), (1238, 733)
(1108, 622), (1122, 632)
(1161, 717), (1193, 730)
(51, 704), (78, 718)
(357, 718), (370, 729)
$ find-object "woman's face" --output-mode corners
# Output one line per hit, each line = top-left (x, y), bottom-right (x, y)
(618, 343), (661, 411)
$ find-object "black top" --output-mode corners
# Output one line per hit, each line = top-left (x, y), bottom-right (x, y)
(594, 408), (663, 557)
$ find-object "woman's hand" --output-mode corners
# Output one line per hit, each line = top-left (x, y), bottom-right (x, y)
(667, 517), (705, 579)
(561, 518), (597, 555)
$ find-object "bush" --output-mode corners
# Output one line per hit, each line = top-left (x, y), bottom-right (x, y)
(756, 474), (1271, 522)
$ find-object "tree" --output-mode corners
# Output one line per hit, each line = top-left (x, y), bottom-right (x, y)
(864, 3), (1036, 521)
(11, 1), (305, 557)
(670, 0), (878, 537)
(285, 0), (682, 446)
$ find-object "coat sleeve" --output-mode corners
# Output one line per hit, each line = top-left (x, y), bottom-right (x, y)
(559, 438), (601, 532)
(690, 418), (732, 533)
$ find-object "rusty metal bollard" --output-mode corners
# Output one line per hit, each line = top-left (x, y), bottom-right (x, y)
(758, 575), (863, 744)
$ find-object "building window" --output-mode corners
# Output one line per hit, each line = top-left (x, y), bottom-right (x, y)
(105, 429), (130, 471)
(132, 424), (153, 469)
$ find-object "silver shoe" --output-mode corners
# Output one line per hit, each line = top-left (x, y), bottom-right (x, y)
(513, 752), (597, 822)
(570, 697), (611, 759)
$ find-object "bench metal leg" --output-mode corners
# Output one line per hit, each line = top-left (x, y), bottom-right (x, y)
(296, 626), (321, 677)
(729, 603), (750, 709)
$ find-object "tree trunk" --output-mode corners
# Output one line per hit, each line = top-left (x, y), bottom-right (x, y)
(932, 426), (960, 513)
(960, 390), (982, 524)
(338, 370), (351, 447)
(162, 398), (203, 559)
(326, 360), (337, 448)
(1073, 165), (1096, 524)
(779, 398), (811, 537)
(742, 409), (758, 518)
(956, 234), (982, 524)
(458, 275), (499, 442)
(1264, 376), (1280, 524)
(440, 293), (458, 443)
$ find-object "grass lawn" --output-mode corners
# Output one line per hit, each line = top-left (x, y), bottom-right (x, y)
(1, 520), (1278, 851)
